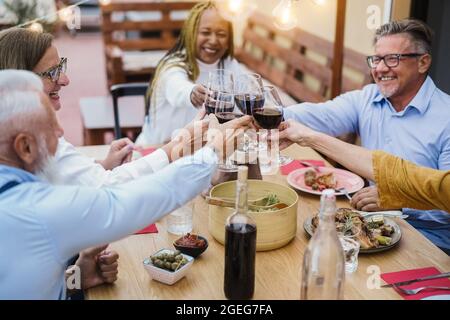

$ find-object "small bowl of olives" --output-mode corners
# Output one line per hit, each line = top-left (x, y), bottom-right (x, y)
(143, 249), (194, 285)
(173, 233), (208, 258)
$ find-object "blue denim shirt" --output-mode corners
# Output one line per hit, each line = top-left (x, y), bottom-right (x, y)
(284, 76), (450, 251)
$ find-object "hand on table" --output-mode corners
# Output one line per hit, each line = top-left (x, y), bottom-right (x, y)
(351, 186), (382, 212)
(75, 245), (119, 290)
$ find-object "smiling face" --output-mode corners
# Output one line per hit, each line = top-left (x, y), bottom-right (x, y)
(195, 8), (230, 64)
(372, 34), (431, 107)
(32, 45), (69, 111)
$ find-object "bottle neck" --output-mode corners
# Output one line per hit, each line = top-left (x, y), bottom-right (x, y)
(318, 195), (336, 227)
(235, 179), (248, 215)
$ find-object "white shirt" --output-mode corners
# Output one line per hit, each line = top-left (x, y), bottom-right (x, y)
(0, 147), (217, 299)
(136, 57), (243, 145)
(55, 137), (170, 187)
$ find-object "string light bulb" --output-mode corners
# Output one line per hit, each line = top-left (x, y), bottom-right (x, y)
(99, 0), (111, 6)
(272, 0), (299, 30)
(217, 0), (256, 22)
(58, 7), (73, 22)
(312, 0), (327, 5)
(28, 22), (43, 33)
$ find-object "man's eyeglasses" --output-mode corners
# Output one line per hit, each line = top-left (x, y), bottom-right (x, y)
(36, 57), (67, 82)
(366, 53), (424, 69)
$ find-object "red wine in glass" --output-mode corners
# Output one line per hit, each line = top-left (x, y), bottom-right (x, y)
(252, 108), (283, 129)
(216, 112), (243, 124)
(205, 89), (233, 115)
(234, 94), (265, 115)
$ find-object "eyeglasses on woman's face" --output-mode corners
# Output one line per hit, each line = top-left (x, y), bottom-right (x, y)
(36, 57), (67, 82)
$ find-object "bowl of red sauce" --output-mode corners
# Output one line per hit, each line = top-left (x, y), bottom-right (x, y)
(173, 233), (208, 258)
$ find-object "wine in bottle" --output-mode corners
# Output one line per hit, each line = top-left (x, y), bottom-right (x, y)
(224, 166), (257, 300)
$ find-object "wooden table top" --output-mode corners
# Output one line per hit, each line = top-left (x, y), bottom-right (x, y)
(78, 144), (450, 300)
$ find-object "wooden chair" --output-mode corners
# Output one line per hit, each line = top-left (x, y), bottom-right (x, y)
(100, 1), (198, 88)
(111, 82), (148, 140)
(236, 11), (372, 103)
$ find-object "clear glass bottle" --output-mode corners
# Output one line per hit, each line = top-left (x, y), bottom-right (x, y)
(224, 166), (257, 300)
(301, 189), (345, 300)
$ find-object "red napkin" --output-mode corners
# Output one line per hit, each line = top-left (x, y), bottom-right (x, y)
(381, 267), (450, 300)
(280, 160), (325, 176)
(135, 223), (158, 235)
(134, 146), (157, 157)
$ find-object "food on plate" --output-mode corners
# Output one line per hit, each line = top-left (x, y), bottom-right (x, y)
(150, 249), (188, 272)
(304, 170), (337, 191)
(311, 208), (395, 249)
(175, 233), (207, 248)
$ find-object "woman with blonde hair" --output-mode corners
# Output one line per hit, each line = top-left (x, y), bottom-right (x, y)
(136, 1), (243, 146)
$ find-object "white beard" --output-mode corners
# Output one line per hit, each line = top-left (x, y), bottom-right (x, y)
(34, 138), (62, 185)
(35, 155), (62, 185)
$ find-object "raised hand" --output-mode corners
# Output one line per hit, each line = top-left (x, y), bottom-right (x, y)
(99, 138), (134, 170)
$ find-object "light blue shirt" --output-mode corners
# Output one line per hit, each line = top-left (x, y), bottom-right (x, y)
(0, 147), (217, 299)
(284, 76), (450, 251)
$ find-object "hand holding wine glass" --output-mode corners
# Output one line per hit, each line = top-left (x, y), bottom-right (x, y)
(213, 91), (241, 172)
(205, 69), (234, 115)
(252, 86), (293, 165)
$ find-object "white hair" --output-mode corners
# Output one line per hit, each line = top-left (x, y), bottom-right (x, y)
(0, 69), (44, 124)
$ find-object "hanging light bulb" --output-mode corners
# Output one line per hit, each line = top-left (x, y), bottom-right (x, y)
(28, 22), (44, 33)
(217, 0), (256, 22)
(58, 7), (73, 23)
(99, 0), (111, 6)
(272, 0), (299, 30)
(312, 0), (327, 5)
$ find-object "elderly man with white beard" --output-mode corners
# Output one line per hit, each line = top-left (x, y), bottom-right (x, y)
(0, 70), (249, 299)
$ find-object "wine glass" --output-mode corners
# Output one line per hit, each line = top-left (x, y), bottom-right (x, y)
(204, 69), (234, 115)
(214, 91), (240, 172)
(253, 86), (293, 167)
(234, 73), (264, 152)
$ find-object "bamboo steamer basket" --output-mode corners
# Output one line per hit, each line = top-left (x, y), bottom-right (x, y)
(208, 180), (299, 251)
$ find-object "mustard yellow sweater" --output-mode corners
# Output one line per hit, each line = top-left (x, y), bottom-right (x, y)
(373, 151), (450, 212)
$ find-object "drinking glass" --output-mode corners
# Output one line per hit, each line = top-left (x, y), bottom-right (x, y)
(338, 233), (360, 274)
(205, 69), (234, 115)
(253, 86), (293, 167)
(167, 200), (194, 235)
(234, 73), (264, 152)
(214, 91), (240, 172)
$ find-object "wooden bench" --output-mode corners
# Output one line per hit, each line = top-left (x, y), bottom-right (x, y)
(236, 11), (372, 103)
(100, 1), (198, 87)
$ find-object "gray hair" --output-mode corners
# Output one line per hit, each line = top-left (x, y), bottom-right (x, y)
(374, 19), (434, 55)
(0, 69), (44, 124)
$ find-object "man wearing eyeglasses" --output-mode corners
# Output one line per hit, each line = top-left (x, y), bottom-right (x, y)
(283, 19), (450, 254)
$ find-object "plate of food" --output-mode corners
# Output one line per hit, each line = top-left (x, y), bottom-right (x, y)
(287, 167), (365, 196)
(303, 208), (402, 253)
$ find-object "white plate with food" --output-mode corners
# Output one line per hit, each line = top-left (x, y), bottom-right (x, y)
(287, 167), (365, 196)
(303, 208), (402, 253)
